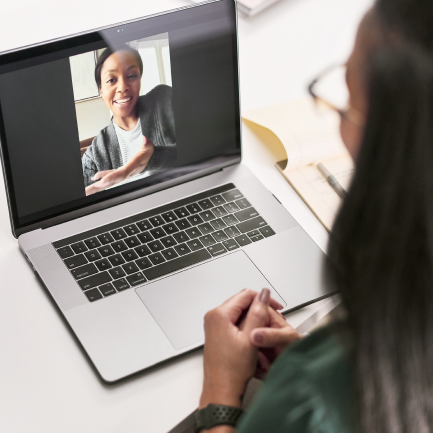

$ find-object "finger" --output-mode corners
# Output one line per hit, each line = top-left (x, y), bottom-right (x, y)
(250, 326), (301, 348)
(241, 288), (271, 335)
(90, 170), (114, 181)
(219, 289), (258, 323)
(269, 296), (284, 311)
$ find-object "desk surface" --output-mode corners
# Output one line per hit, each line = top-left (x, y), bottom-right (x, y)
(0, 1), (372, 432)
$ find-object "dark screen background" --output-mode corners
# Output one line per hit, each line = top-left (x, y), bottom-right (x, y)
(0, 0), (240, 231)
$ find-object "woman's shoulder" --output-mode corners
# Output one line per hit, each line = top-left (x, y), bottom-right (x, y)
(237, 324), (355, 433)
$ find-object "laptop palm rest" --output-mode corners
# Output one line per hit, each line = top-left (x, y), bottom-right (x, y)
(135, 251), (286, 350)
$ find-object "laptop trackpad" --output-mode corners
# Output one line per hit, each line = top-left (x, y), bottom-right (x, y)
(135, 251), (286, 350)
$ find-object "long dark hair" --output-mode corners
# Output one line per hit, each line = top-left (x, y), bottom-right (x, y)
(326, 1), (433, 432)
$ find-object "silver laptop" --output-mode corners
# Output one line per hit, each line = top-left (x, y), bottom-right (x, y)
(0, 0), (327, 382)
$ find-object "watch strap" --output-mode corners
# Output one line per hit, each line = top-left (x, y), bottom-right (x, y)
(194, 404), (243, 433)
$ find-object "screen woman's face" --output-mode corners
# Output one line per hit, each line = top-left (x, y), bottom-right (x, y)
(99, 50), (141, 122)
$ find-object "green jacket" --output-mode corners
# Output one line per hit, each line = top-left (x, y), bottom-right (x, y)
(237, 325), (356, 433)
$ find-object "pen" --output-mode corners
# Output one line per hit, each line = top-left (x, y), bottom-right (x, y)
(317, 163), (347, 199)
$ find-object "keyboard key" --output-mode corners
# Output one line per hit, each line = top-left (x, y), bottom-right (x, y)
(99, 283), (116, 297)
(175, 219), (191, 230)
(149, 253), (165, 265)
(236, 216), (267, 233)
(235, 198), (251, 209)
(185, 227), (200, 239)
(110, 228), (127, 240)
(121, 250), (139, 262)
(224, 202), (240, 213)
(137, 231), (153, 243)
(174, 207), (189, 218)
(148, 240), (164, 253)
(222, 239), (239, 251)
(199, 210), (216, 222)
(136, 257), (153, 270)
(150, 227), (166, 239)
(149, 215), (165, 227)
(84, 250), (102, 262)
(109, 266), (126, 279)
(161, 248), (179, 261)
(174, 243), (192, 256)
(186, 203), (202, 214)
(124, 236), (140, 249)
(259, 226), (276, 238)
(160, 236), (177, 248)
(134, 245), (152, 257)
(113, 278), (130, 292)
(198, 223), (215, 235)
(98, 245), (115, 257)
(213, 206), (228, 217)
(126, 272), (147, 287)
(222, 189), (243, 202)
(143, 249), (212, 281)
(95, 258), (112, 271)
(235, 207), (259, 222)
(78, 271), (111, 291)
(84, 288), (103, 302)
(187, 239), (204, 251)
(112, 240), (128, 253)
(210, 195), (226, 206)
(57, 246), (74, 259)
(108, 254), (125, 266)
(123, 224), (139, 236)
(213, 230), (229, 242)
(200, 235), (216, 247)
(188, 214), (204, 226)
(122, 262), (139, 275)
(247, 230), (261, 240)
(235, 234), (252, 246)
(224, 226), (241, 238)
(84, 237), (101, 249)
(137, 219), (152, 231)
(163, 223), (179, 235)
(71, 241), (87, 254)
(71, 263), (98, 280)
(222, 214), (238, 226)
(64, 254), (87, 269)
(210, 219), (227, 230)
(251, 234), (264, 242)
(161, 211), (177, 223)
(198, 199), (214, 210)
(173, 232), (189, 243)
(97, 233), (115, 245)
(208, 244), (227, 257)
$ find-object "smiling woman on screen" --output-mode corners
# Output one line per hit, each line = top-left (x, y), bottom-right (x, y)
(82, 45), (176, 196)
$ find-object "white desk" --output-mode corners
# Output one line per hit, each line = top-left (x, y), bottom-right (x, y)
(0, 1), (372, 432)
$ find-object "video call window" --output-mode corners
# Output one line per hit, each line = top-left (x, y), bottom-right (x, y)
(69, 32), (177, 197)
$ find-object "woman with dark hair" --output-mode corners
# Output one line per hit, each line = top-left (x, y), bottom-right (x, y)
(195, 0), (433, 432)
(82, 45), (176, 196)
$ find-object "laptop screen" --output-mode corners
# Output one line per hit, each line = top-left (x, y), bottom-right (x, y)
(0, 0), (240, 235)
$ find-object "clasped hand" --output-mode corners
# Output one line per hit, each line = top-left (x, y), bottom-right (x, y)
(200, 289), (302, 410)
(85, 135), (154, 196)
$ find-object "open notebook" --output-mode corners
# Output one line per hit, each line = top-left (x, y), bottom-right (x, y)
(243, 98), (354, 231)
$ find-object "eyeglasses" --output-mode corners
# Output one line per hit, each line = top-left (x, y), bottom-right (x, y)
(308, 64), (364, 127)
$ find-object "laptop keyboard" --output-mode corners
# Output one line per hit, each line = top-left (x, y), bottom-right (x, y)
(53, 183), (275, 302)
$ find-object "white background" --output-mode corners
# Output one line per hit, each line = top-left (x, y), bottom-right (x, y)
(0, 1), (373, 432)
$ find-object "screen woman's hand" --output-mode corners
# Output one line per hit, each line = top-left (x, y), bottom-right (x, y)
(85, 136), (154, 196)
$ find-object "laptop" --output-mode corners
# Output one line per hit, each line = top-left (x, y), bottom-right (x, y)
(0, 0), (327, 382)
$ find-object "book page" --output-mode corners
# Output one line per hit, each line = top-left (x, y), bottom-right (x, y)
(278, 154), (354, 231)
(243, 98), (347, 170)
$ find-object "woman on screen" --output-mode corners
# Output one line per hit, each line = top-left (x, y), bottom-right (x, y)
(82, 45), (176, 196)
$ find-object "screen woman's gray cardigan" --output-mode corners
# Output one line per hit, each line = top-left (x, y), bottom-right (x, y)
(81, 84), (177, 187)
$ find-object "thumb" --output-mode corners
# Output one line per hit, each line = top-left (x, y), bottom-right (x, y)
(141, 135), (153, 150)
(242, 288), (270, 335)
(250, 326), (299, 348)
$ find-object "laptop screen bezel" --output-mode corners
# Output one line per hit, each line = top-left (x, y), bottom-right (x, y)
(0, 0), (242, 238)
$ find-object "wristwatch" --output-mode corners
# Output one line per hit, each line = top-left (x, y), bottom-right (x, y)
(194, 404), (243, 433)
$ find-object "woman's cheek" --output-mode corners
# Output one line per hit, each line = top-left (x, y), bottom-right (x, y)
(340, 118), (361, 160)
